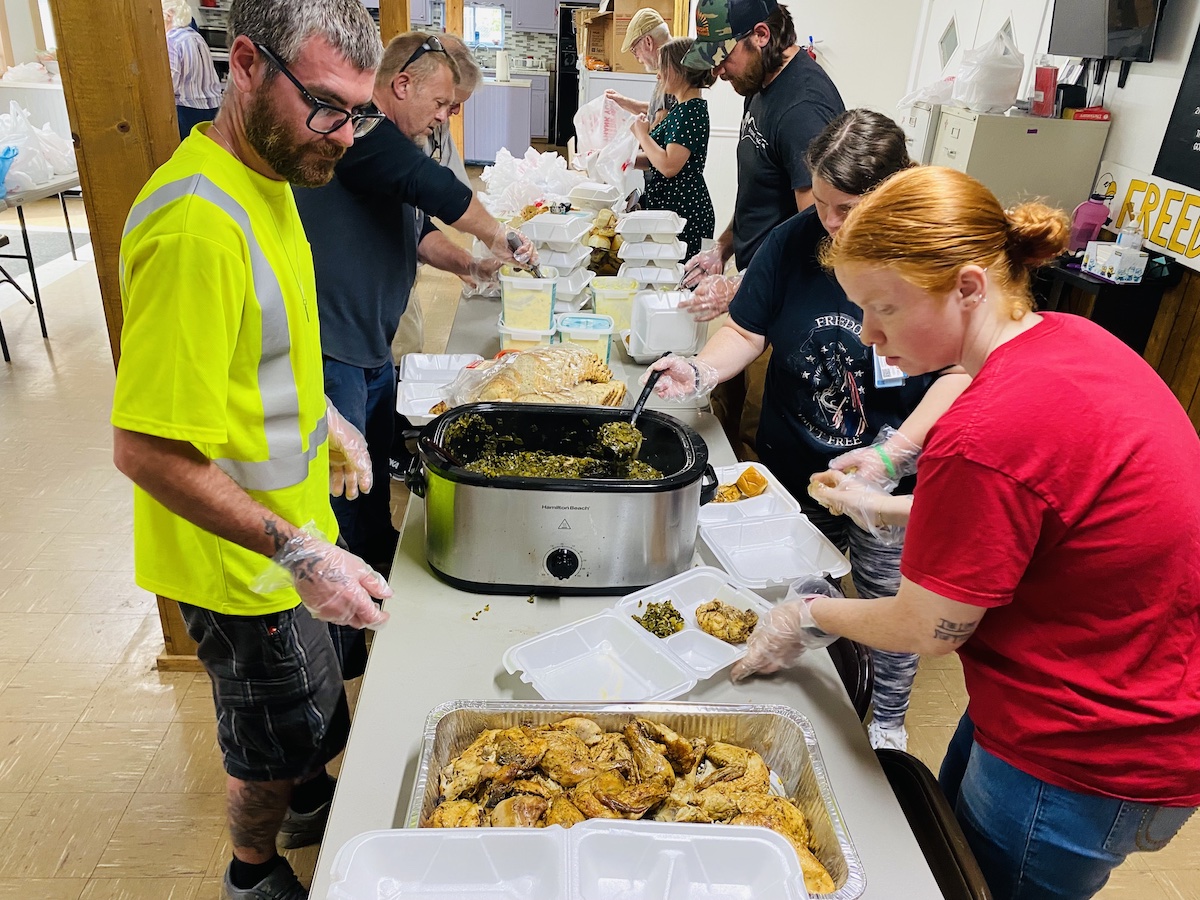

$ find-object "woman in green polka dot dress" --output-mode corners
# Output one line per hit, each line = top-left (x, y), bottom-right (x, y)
(631, 38), (715, 259)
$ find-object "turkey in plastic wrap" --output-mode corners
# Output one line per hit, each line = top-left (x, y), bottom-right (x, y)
(430, 345), (627, 414)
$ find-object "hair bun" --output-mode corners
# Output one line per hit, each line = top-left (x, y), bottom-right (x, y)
(1005, 202), (1070, 269)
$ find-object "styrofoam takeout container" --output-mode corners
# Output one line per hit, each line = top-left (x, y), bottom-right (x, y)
(500, 264), (559, 331)
(700, 515), (851, 600)
(618, 238), (688, 262)
(502, 567), (773, 702)
(537, 243), (592, 272)
(397, 353), (483, 386)
(620, 262), (686, 290)
(569, 180), (623, 210)
(395, 381), (445, 420)
(629, 290), (706, 359)
(617, 209), (687, 243)
(402, 701), (866, 899)
(554, 265), (595, 299)
(698, 462), (802, 526)
(329, 819), (811, 900)
(519, 213), (592, 251)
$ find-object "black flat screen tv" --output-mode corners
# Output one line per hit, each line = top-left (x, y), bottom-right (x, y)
(1048, 0), (1167, 62)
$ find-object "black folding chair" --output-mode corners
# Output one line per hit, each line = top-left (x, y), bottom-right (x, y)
(826, 637), (874, 722)
(0, 233), (37, 362)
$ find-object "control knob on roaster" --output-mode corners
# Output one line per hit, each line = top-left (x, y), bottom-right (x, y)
(546, 548), (580, 579)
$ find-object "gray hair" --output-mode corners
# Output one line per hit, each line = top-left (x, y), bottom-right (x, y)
(227, 0), (382, 71)
(648, 23), (671, 47)
(161, 0), (192, 29)
(440, 34), (482, 94)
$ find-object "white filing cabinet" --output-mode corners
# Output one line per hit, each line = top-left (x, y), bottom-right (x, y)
(929, 107), (1111, 212)
(898, 102), (940, 166)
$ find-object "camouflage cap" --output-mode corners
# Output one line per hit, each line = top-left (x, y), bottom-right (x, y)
(683, 0), (777, 70)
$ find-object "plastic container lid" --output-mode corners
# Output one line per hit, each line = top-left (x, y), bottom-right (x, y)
(569, 180), (623, 210)
(629, 290), (706, 357)
(397, 353), (483, 385)
(618, 237), (687, 261)
(617, 209), (687, 242)
(700, 515), (851, 595)
(619, 262), (686, 288)
(698, 462), (802, 526)
(537, 243), (592, 271)
(502, 567), (774, 701)
(556, 312), (614, 336)
(329, 820), (809, 900)
(519, 213), (592, 251)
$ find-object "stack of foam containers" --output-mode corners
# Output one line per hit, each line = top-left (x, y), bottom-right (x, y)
(616, 210), (688, 291)
(518, 214), (596, 314)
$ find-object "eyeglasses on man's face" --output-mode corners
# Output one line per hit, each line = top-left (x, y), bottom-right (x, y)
(255, 43), (385, 138)
(399, 35), (449, 74)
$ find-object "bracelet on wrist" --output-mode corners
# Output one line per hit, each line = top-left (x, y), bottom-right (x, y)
(874, 444), (898, 480)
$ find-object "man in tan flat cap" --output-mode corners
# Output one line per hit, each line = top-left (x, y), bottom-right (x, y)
(605, 8), (674, 126)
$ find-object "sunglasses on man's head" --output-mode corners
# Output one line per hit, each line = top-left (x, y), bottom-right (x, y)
(399, 35), (448, 74)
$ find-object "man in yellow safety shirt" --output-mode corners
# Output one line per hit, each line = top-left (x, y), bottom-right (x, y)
(110, 2), (387, 897)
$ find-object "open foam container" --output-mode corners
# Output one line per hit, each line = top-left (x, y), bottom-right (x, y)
(698, 462), (802, 526)
(502, 567), (773, 702)
(700, 516), (851, 600)
(397, 353), (483, 386)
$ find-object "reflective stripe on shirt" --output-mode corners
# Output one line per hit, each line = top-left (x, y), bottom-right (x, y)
(123, 173), (322, 492)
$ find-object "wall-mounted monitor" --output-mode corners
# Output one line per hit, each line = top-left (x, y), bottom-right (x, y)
(1048, 0), (1167, 62)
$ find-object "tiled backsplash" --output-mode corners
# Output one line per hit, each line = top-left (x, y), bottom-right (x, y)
(467, 11), (557, 68)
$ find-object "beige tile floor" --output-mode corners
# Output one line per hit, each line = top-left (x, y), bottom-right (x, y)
(0, 196), (1195, 898)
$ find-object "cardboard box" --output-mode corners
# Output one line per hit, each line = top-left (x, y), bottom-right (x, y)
(611, 0), (676, 73)
(579, 10), (613, 67)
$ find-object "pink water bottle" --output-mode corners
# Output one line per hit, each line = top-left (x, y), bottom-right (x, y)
(1070, 194), (1110, 252)
(1032, 56), (1058, 117)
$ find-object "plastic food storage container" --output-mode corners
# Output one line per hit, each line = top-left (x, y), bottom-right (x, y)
(498, 313), (557, 352)
(592, 276), (639, 332)
(502, 567), (773, 701)
(700, 515), (851, 600)
(519, 213), (592, 251)
(397, 353), (483, 386)
(629, 290), (706, 359)
(569, 180), (623, 210)
(698, 462), (802, 526)
(618, 238), (688, 262)
(536, 243), (592, 272)
(619, 262), (686, 290)
(500, 264), (559, 330)
(402, 700), (866, 899)
(617, 209), (687, 243)
(330, 820), (811, 900)
(555, 313), (614, 364)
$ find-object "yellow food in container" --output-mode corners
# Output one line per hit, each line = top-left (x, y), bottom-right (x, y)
(500, 264), (559, 331)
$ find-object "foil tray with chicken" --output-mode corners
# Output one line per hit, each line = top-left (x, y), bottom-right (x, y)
(423, 715), (836, 895)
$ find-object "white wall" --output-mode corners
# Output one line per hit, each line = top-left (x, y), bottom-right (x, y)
(3, 0), (40, 64)
(701, 0), (925, 230)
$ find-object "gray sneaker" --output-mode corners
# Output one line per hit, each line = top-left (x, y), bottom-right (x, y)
(276, 796), (333, 850)
(222, 858), (307, 900)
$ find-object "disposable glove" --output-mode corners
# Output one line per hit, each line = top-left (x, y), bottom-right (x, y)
(265, 530), (392, 629)
(489, 223), (538, 267)
(828, 425), (921, 491)
(642, 354), (720, 401)
(326, 400), (372, 500)
(808, 470), (909, 546)
(679, 273), (741, 322)
(680, 246), (725, 289)
(731, 593), (837, 683)
(466, 257), (503, 289)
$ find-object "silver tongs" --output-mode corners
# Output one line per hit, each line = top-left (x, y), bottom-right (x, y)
(507, 231), (544, 279)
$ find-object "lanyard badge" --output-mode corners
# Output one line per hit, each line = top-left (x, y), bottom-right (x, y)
(873, 347), (906, 388)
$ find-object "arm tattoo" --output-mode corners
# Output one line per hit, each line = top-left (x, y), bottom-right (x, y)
(933, 618), (978, 645)
(264, 517), (288, 555)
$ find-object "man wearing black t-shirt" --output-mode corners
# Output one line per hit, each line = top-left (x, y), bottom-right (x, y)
(681, 0), (844, 458)
(295, 32), (534, 677)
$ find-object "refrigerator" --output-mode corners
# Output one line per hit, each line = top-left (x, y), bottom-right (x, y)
(554, 1), (599, 145)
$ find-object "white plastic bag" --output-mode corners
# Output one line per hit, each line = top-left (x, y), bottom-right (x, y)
(2, 62), (52, 84)
(588, 128), (639, 198)
(573, 95), (631, 156)
(0, 101), (73, 192)
(897, 77), (955, 110)
(951, 29), (1024, 113)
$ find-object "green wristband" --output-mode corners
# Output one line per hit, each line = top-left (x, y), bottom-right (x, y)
(874, 444), (897, 480)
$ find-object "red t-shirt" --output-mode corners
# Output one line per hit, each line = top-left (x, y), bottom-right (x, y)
(903, 313), (1200, 805)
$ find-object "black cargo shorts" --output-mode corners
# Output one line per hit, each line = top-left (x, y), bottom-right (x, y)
(179, 602), (351, 782)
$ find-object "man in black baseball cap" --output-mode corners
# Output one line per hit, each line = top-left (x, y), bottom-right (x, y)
(677, 0), (844, 462)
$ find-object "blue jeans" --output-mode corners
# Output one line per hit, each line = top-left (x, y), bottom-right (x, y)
(323, 358), (398, 679)
(800, 494), (918, 729)
(939, 713), (1196, 900)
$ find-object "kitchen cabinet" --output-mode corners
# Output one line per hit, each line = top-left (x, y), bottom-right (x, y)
(410, 0), (434, 27)
(512, 0), (557, 33)
(464, 80), (534, 164)
(527, 72), (550, 139)
(930, 107), (1109, 212)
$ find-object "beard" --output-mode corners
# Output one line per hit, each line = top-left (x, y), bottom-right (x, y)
(244, 85), (345, 188)
(727, 48), (766, 96)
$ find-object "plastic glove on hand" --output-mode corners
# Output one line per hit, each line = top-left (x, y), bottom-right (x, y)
(679, 274), (741, 322)
(272, 532), (392, 630)
(828, 425), (921, 490)
(641, 354), (720, 401)
(326, 400), (372, 500)
(808, 470), (908, 546)
(730, 596), (836, 683)
(466, 257), (503, 288)
(490, 225), (538, 267)
(680, 246), (725, 289)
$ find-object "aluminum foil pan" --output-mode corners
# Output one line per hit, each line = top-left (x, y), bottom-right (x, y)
(405, 700), (867, 899)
